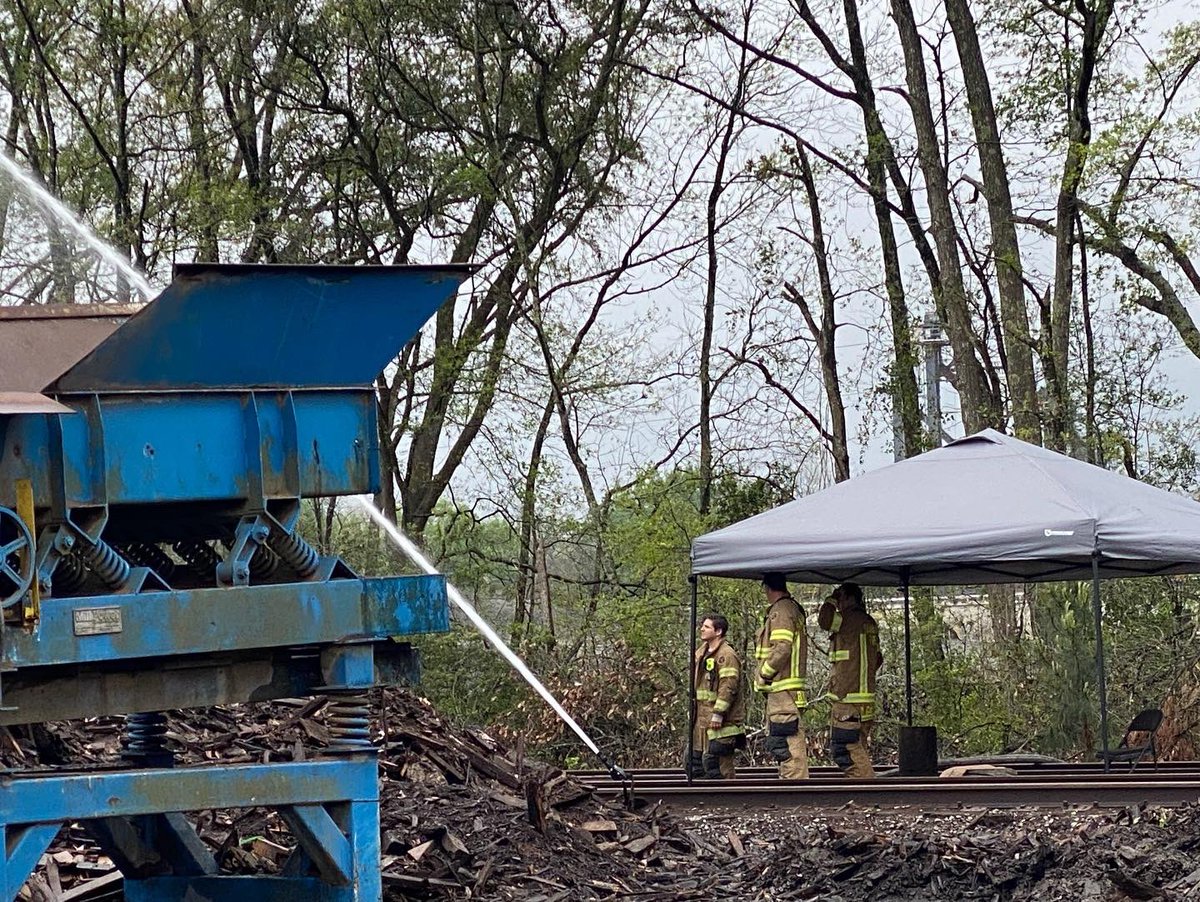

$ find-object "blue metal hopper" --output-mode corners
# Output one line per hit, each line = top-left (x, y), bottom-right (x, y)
(0, 263), (474, 902)
(49, 264), (471, 392)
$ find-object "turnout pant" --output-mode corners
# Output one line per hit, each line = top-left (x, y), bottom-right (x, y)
(764, 689), (809, 780)
(688, 702), (711, 777)
(690, 701), (738, 779)
(703, 739), (737, 779)
(830, 702), (875, 779)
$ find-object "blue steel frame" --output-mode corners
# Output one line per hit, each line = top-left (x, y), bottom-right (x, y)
(0, 264), (474, 901)
(1, 575), (445, 901)
(3, 576), (448, 668)
(1, 389), (380, 512)
(1, 758), (382, 901)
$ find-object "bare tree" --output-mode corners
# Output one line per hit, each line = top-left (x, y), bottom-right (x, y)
(891, 0), (998, 435)
(1047, 0), (1115, 451)
(784, 0), (925, 455)
(943, 0), (1041, 442)
(699, 3), (759, 513)
(784, 145), (850, 482)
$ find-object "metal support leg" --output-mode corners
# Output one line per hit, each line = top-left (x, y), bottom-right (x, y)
(901, 571), (912, 726)
(278, 805), (352, 885)
(87, 813), (217, 879)
(339, 798), (382, 900)
(3, 823), (60, 900)
(3, 760), (381, 901)
(280, 845), (314, 877)
(1093, 552), (1111, 772)
(87, 816), (165, 876)
(687, 574), (697, 786)
(320, 645), (377, 755)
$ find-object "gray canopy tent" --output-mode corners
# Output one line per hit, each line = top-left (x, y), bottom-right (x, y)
(689, 429), (1200, 770)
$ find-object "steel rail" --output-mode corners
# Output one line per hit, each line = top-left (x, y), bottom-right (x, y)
(573, 761), (1200, 781)
(580, 769), (1200, 809)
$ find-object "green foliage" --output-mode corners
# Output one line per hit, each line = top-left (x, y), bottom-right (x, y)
(299, 467), (799, 766)
(870, 577), (1200, 763)
(301, 489), (1200, 769)
(1046, 585), (1099, 745)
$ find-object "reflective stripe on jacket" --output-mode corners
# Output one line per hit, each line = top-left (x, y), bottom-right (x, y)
(818, 601), (882, 706)
(694, 639), (746, 735)
(753, 595), (808, 704)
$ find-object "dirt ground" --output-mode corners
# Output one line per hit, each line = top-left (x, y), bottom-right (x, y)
(9, 692), (1200, 900)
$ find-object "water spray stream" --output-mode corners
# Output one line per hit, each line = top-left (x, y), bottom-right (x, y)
(0, 150), (154, 300)
(354, 497), (628, 780)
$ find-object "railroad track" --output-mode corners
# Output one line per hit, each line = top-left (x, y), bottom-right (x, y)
(572, 762), (1200, 809)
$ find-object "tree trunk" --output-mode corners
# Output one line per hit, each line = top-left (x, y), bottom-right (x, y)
(1048, 0), (1114, 452)
(182, 0), (220, 261)
(1078, 211), (1100, 466)
(514, 397), (554, 646)
(891, 0), (997, 435)
(534, 531), (555, 651)
(793, 146), (850, 482)
(700, 20), (751, 514)
(839, 0), (922, 455)
(944, 0), (1041, 442)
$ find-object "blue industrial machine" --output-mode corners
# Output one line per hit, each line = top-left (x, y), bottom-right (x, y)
(0, 263), (472, 900)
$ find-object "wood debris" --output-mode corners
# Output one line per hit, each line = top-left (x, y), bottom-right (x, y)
(9, 692), (1200, 899)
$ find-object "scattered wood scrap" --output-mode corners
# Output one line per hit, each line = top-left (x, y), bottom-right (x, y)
(11, 692), (1200, 900)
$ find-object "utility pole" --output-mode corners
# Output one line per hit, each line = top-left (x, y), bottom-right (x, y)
(892, 406), (907, 462)
(920, 313), (949, 447)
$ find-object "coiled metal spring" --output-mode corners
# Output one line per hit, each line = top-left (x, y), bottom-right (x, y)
(325, 691), (374, 753)
(53, 553), (88, 593)
(172, 540), (221, 579)
(248, 542), (281, 581)
(121, 711), (171, 764)
(77, 538), (130, 588)
(119, 541), (177, 581)
(270, 530), (320, 579)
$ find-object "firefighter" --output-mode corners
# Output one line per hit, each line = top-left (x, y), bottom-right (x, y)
(754, 573), (809, 780)
(690, 613), (746, 779)
(818, 582), (883, 779)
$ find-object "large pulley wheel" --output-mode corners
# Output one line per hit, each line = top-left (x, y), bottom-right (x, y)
(0, 506), (34, 608)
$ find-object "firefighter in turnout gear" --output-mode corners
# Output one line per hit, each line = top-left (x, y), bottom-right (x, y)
(690, 613), (746, 779)
(754, 573), (809, 780)
(818, 582), (883, 779)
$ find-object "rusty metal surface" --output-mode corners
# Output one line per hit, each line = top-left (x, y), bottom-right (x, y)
(574, 761), (1200, 781)
(0, 641), (421, 725)
(0, 391), (72, 414)
(2, 575), (448, 671)
(0, 304), (140, 392)
(589, 772), (1200, 809)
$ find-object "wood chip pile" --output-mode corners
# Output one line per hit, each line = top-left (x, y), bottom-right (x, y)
(7, 693), (1200, 899)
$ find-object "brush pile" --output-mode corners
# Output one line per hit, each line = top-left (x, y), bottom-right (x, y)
(8, 694), (1200, 900)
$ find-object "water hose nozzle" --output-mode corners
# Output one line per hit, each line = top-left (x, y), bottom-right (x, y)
(606, 760), (629, 781)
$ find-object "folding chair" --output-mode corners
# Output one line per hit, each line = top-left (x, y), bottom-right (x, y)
(1097, 708), (1162, 772)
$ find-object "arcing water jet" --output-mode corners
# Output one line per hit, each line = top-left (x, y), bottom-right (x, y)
(0, 150), (154, 300)
(354, 496), (628, 780)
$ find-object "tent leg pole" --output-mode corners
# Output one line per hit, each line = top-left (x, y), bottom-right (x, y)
(1092, 553), (1110, 773)
(902, 571), (912, 727)
(687, 574), (698, 785)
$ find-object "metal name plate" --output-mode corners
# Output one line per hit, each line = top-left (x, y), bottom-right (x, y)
(73, 607), (124, 636)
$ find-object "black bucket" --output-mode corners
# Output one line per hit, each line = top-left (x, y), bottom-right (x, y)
(898, 725), (938, 776)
